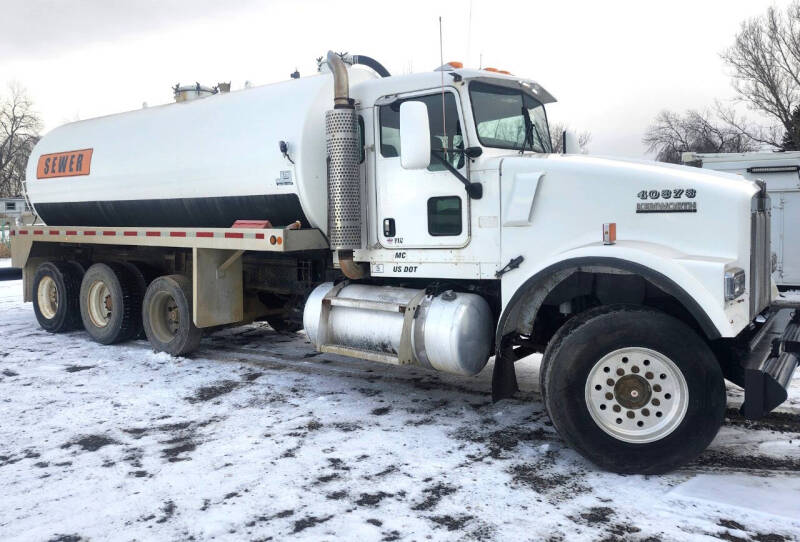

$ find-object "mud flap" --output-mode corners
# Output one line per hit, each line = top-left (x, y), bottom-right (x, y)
(492, 336), (520, 401)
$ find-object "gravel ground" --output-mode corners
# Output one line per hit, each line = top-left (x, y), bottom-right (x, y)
(1, 263), (799, 541)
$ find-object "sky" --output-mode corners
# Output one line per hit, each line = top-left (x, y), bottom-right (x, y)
(0, 0), (793, 158)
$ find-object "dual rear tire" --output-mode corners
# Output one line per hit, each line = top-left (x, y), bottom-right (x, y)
(32, 261), (200, 356)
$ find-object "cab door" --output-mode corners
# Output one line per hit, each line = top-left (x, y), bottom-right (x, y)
(374, 89), (470, 249)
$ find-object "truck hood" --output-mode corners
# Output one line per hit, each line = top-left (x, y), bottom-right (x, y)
(487, 152), (759, 270)
(479, 152), (759, 196)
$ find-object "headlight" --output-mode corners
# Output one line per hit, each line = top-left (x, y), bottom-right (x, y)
(724, 268), (746, 301)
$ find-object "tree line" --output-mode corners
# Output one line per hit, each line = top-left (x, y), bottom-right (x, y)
(645, 2), (800, 162)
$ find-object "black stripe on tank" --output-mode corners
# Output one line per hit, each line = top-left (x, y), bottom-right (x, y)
(34, 194), (310, 228)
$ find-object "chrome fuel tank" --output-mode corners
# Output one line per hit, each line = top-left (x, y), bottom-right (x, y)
(303, 283), (493, 376)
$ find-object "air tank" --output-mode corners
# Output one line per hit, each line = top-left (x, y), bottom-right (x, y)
(303, 283), (494, 376)
(25, 68), (377, 228)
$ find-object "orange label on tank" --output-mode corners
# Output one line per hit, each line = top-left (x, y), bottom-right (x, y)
(37, 149), (93, 179)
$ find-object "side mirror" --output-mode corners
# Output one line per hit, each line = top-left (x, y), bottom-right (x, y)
(562, 130), (578, 154)
(400, 101), (431, 170)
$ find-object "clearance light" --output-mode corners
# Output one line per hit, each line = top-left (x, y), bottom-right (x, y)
(603, 223), (616, 245)
(447, 61), (463, 69)
(484, 67), (499, 73)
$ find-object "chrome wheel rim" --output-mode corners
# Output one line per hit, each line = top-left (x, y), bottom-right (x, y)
(87, 280), (112, 328)
(37, 276), (58, 319)
(584, 347), (689, 444)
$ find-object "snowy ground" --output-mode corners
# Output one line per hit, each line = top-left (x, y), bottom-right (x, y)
(1, 259), (799, 541)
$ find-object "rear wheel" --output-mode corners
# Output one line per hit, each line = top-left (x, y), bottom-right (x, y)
(32, 261), (82, 332)
(540, 305), (726, 474)
(142, 275), (201, 356)
(79, 263), (141, 344)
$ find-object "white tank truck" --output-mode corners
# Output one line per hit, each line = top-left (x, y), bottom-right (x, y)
(10, 51), (800, 473)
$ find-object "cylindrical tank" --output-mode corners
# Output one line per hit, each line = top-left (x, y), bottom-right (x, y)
(25, 68), (377, 228)
(303, 283), (494, 376)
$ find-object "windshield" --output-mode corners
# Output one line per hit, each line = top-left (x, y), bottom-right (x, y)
(469, 81), (552, 153)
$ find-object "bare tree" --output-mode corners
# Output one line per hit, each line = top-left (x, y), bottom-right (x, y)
(0, 83), (41, 197)
(643, 109), (757, 164)
(549, 123), (591, 154)
(721, 2), (800, 147)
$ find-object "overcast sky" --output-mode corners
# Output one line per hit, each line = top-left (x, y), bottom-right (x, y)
(1, 0), (792, 158)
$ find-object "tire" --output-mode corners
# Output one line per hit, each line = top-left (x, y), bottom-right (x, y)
(120, 262), (149, 340)
(266, 317), (302, 333)
(79, 263), (141, 344)
(540, 305), (726, 474)
(32, 261), (82, 333)
(142, 275), (201, 356)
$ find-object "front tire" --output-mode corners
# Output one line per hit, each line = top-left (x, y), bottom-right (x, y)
(540, 305), (725, 474)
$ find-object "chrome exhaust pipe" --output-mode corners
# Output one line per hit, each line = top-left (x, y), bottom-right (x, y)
(324, 51), (368, 279)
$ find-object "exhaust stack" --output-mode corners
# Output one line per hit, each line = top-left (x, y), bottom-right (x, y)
(324, 51), (368, 278)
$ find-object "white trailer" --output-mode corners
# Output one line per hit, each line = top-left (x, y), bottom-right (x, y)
(10, 52), (800, 474)
(683, 151), (800, 287)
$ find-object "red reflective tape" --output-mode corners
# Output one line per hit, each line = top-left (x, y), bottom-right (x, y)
(170, 231), (186, 237)
(49, 230), (59, 235)
(18, 229), (28, 235)
(224, 232), (244, 239)
(33, 230), (44, 235)
(84, 231), (96, 236)
(255, 233), (265, 239)
(9, 230), (15, 236)
(196, 232), (214, 238)
(123, 231), (137, 236)
(103, 231), (116, 236)
(146, 231), (161, 237)
(66, 230), (78, 236)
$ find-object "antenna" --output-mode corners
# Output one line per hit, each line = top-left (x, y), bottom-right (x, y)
(439, 16), (447, 146)
(466, 0), (473, 67)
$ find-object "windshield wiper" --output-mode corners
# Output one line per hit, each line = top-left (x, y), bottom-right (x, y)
(520, 106), (549, 153)
(518, 106), (534, 154)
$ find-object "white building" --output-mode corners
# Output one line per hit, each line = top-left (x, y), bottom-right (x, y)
(682, 151), (800, 287)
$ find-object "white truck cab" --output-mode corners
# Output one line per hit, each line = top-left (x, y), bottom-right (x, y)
(11, 51), (799, 474)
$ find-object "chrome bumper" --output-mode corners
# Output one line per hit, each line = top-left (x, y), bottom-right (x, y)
(740, 308), (800, 419)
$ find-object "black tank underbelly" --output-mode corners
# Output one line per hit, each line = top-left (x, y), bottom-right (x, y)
(34, 194), (309, 228)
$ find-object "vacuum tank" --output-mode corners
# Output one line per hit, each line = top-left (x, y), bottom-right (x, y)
(25, 68), (377, 228)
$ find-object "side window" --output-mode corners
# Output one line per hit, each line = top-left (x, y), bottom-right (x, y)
(379, 92), (464, 171)
(428, 196), (462, 236)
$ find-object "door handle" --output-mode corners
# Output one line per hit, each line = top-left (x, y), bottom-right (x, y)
(383, 218), (396, 237)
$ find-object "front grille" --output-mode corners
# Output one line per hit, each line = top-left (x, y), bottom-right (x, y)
(750, 183), (772, 317)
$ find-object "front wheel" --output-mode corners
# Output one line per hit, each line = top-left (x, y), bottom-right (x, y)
(540, 305), (726, 474)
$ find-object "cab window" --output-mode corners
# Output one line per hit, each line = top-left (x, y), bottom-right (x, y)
(379, 92), (464, 171)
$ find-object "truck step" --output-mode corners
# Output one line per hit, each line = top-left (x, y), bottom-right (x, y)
(325, 296), (407, 313)
(319, 344), (403, 365)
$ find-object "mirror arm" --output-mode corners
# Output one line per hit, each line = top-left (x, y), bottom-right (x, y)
(431, 150), (483, 199)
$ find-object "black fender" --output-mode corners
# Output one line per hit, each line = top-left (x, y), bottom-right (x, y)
(492, 256), (721, 401)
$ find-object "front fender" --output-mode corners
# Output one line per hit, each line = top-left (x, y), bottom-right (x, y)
(497, 241), (742, 343)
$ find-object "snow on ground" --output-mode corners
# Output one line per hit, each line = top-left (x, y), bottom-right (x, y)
(1, 266), (799, 541)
